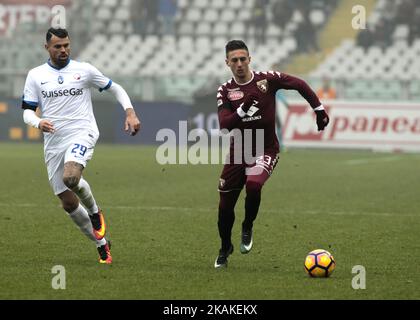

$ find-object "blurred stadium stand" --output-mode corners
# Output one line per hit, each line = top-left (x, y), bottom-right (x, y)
(310, 0), (420, 100)
(0, 0), (419, 102)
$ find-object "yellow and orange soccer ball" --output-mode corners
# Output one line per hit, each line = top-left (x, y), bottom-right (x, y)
(304, 249), (336, 277)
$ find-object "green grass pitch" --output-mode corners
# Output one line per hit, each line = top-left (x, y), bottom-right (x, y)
(0, 142), (419, 299)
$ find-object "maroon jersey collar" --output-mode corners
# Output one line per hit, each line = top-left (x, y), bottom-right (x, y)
(233, 70), (255, 86)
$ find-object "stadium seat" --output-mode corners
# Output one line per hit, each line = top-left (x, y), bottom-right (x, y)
(213, 23), (229, 37)
(178, 36), (195, 49)
(393, 24), (410, 42)
(212, 36), (228, 50)
(186, 8), (202, 23)
(229, 0), (243, 9)
(178, 22), (195, 36)
(230, 21), (246, 38)
(108, 21), (124, 34)
(212, 0), (226, 9)
(202, 9), (218, 23)
(115, 7), (130, 21)
(267, 25), (282, 38)
(194, 0), (208, 9)
(309, 9), (325, 27)
(196, 22), (212, 36)
(220, 9), (236, 23)
(177, 0), (189, 9)
(120, 0), (130, 7)
(283, 37), (297, 52)
(237, 10), (252, 21)
(195, 36), (211, 49)
(97, 7), (112, 21)
(103, 0), (118, 7)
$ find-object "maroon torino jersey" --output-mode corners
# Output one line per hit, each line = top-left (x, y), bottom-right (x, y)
(217, 71), (322, 155)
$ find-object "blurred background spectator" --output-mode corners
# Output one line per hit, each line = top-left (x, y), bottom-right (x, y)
(250, 0), (268, 45)
(317, 77), (337, 100)
(158, 0), (177, 36)
(131, 0), (147, 36)
(356, 24), (374, 51)
(272, 0), (293, 31)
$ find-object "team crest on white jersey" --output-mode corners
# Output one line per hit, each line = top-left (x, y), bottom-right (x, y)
(227, 91), (244, 101)
(257, 79), (268, 93)
(58, 75), (64, 84)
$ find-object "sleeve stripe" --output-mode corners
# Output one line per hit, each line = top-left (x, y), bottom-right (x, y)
(23, 100), (38, 107)
(22, 100), (38, 111)
(99, 79), (113, 92)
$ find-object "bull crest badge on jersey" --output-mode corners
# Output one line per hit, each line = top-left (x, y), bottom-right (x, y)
(257, 79), (268, 93)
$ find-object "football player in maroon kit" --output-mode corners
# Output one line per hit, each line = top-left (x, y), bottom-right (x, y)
(214, 40), (329, 268)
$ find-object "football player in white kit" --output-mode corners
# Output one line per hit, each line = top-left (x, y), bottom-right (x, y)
(21, 28), (141, 264)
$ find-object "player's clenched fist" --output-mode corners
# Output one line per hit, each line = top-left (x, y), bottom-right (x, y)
(242, 94), (258, 112)
(315, 110), (329, 131)
(38, 119), (55, 133)
(125, 108), (141, 136)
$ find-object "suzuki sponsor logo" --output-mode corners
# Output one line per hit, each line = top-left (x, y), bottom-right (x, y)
(241, 101), (261, 122)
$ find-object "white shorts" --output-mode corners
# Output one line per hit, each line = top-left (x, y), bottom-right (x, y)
(44, 131), (98, 195)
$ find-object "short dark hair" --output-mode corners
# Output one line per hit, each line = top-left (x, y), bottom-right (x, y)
(46, 28), (69, 43)
(225, 40), (249, 57)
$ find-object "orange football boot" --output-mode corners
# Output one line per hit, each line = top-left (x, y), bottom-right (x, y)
(97, 240), (112, 264)
(90, 208), (106, 240)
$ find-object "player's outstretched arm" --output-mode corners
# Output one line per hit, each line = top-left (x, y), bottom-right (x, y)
(277, 73), (329, 131)
(107, 82), (141, 136)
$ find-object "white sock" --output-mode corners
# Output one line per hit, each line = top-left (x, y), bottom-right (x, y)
(73, 178), (99, 216)
(68, 204), (105, 247)
(96, 238), (107, 247)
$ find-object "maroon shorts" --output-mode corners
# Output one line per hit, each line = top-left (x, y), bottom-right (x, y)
(218, 153), (279, 192)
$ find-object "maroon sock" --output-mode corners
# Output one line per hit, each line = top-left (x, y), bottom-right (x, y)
(243, 180), (262, 231)
(218, 190), (241, 251)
